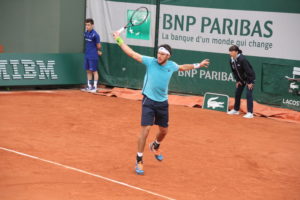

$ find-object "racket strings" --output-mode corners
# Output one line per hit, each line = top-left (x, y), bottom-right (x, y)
(130, 8), (148, 26)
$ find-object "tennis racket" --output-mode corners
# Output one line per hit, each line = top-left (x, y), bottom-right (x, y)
(117, 7), (149, 34)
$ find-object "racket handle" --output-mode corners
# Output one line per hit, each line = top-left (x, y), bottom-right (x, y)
(117, 27), (125, 34)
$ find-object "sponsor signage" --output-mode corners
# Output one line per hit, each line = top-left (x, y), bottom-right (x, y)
(203, 92), (229, 112)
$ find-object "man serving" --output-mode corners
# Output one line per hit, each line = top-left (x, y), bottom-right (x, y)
(113, 31), (210, 175)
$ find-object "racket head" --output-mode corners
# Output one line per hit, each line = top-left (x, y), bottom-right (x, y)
(128, 7), (149, 27)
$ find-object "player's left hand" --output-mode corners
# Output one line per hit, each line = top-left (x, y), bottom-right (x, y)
(98, 50), (102, 56)
(199, 59), (210, 68)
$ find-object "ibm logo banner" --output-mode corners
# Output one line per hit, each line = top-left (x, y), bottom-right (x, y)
(0, 59), (58, 80)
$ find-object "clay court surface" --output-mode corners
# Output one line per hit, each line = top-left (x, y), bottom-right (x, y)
(0, 90), (300, 200)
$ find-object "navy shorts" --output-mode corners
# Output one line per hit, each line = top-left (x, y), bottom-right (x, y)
(141, 95), (169, 127)
(84, 58), (98, 72)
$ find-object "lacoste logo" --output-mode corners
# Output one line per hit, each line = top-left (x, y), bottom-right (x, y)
(207, 97), (224, 109)
(285, 66), (300, 95)
(290, 82), (299, 90)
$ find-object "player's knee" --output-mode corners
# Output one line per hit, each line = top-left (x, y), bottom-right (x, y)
(159, 127), (168, 135)
(141, 125), (151, 133)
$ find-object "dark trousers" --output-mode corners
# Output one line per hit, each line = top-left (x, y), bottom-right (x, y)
(234, 83), (254, 113)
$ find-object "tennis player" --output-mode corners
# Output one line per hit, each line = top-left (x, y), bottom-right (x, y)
(83, 18), (102, 93)
(113, 31), (209, 175)
(227, 45), (256, 118)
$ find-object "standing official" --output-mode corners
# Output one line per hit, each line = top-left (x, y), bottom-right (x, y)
(227, 45), (256, 118)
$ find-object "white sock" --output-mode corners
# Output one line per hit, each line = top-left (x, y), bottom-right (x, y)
(137, 152), (143, 157)
(155, 140), (160, 144)
(87, 80), (92, 88)
(94, 80), (97, 88)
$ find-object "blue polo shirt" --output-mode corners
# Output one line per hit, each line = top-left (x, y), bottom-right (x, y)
(84, 29), (100, 60)
(142, 56), (179, 102)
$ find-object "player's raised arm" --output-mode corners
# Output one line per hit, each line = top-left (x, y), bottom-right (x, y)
(178, 59), (210, 71)
(113, 31), (142, 63)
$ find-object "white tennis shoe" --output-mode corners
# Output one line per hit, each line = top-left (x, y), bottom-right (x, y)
(227, 109), (240, 115)
(81, 87), (92, 92)
(243, 112), (254, 119)
(89, 88), (97, 93)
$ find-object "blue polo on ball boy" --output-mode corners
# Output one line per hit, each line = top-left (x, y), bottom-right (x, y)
(113, 31), (210, 175)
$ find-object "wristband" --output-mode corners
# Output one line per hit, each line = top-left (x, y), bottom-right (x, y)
(115, 36), (124, 46)
(193, 63), (200, 69)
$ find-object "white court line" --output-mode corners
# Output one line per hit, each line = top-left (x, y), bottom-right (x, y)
(0, 90), (56, 94)
(0, 147), (176, 200)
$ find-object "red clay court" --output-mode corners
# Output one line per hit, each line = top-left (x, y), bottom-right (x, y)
(0, 90), (300, 200)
